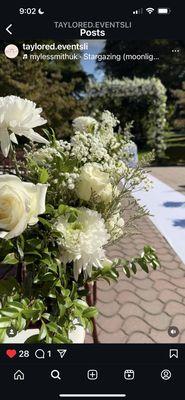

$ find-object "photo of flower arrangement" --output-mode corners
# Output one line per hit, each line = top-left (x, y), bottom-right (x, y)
(0, 94), (160, 343)
(0, 39), (185, 344)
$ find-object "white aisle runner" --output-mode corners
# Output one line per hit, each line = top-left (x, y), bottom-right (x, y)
(132, 174), (185, 264)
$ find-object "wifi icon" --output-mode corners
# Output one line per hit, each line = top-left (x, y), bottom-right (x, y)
(146, 7), (155, 14)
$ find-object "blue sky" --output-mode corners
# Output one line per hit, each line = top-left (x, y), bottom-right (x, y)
(80, 40), (105, 81)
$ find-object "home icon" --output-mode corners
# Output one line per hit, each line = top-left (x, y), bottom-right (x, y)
(14, 370), (24, 381)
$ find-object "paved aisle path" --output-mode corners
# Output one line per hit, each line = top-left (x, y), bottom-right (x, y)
(86, 169), (185, 344)
(132, 174), (185, 264)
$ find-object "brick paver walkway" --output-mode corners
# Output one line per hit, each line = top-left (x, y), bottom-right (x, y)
(150, 166), (185, 195)
(86, 168), (185, 343)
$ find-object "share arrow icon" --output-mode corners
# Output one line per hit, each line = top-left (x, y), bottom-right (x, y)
(57, 349), (67, 358)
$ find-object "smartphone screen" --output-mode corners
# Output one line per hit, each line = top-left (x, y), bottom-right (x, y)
(0, 2), (184, 399)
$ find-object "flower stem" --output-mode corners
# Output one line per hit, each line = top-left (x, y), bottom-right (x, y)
(11, 146), (21, 177)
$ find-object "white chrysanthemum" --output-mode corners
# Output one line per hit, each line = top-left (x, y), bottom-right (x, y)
(72, 116), (98, 133)
(55, 207), (110, 280)
(0, 95), (48, 157)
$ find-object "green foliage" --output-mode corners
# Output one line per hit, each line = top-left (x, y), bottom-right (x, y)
(2, 253), (19, 265)
(0, 218), (160, 342)
(39, 168), (49, 184)
(173, 82), (185, 130)
(0, 277), (20, 298)
(90, 263), (119, 284)
(0, 221), (100, 343)
(161, 82), (185, 165)
(113, 246), (160, 278)
(97, 39), (185, 90)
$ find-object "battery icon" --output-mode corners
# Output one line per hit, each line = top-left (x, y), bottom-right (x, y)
(157, 8), (171, 14)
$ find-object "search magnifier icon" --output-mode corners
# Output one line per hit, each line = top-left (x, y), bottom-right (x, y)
(51, 370), (61, 380)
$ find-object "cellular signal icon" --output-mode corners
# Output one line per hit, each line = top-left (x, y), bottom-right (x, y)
(133, 8), (143, 14)
(146, 7), (155, 14)
(57, 349), (67, 358)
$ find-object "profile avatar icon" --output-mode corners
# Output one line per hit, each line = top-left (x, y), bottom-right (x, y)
(4, 44), (19, 59)
(161, 369), (172, 381)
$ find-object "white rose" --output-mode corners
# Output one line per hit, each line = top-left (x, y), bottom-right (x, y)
(76, 164), (112, 203)
(0, 175), (48, 240)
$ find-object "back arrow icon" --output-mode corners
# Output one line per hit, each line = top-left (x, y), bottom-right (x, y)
(6, 24), (13, 35)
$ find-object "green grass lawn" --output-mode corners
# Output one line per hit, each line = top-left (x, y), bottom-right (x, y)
(138, 131), (185, 165)
(164, 131), (185, 165)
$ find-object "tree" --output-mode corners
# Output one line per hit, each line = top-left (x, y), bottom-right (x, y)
(97, 40), (185, 90)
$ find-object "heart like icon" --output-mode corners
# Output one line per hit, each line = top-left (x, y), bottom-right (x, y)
(6, 349), (17, 358)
